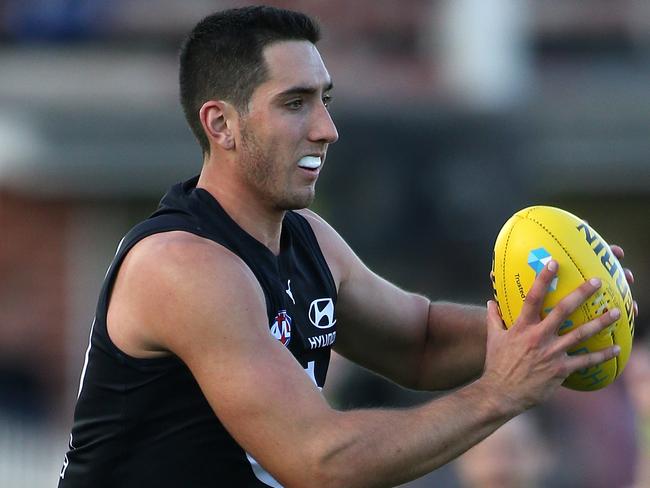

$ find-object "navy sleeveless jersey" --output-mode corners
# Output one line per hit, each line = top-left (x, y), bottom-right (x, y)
(59, 176), (338, 488)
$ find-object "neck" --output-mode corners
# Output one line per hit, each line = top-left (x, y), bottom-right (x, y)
(197, 160), (284, 255)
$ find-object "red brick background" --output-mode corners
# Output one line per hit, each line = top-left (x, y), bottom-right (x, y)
(0, 191), (69, 417)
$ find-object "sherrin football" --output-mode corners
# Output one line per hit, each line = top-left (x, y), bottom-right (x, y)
(491, 206), (634, 391)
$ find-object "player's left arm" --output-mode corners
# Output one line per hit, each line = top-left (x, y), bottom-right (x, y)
(300, 211), (638, 392)
(299, 210), (487, 391)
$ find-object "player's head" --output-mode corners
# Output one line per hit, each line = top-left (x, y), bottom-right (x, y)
(179, 6), (321, 155)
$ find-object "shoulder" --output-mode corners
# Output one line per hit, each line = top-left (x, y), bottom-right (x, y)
(126, 230), (265, 309)
(109, 230), (267, 356)
(294, 209), (354, 286)
(125, 230), (257, 288)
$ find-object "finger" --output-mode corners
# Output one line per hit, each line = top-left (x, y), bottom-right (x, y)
(486, 300), (506, 332)
(518, 260), (558, 325)
(610, 244), (624, 260)
(634, 301), (639, 317)
(553, 308), (619, 353)
(624, 268), (634, 285)
(565, 344), (620, 375)
(544, 278), (602, 331)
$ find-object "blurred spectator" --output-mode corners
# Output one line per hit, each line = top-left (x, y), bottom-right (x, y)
(625, 338), (650, 488)
(542, 368), (638, 487)
(0, 359), (47, 423)
(454, 412), (553, 488)
(2, 0), (110, 42)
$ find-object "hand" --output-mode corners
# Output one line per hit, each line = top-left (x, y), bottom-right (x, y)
(481, 260), (621, 414)
(610, 244), (639, 317)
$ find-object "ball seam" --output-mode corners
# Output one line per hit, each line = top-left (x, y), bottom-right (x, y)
(526, 215), (587, 283)
(501, 219), (517, 326)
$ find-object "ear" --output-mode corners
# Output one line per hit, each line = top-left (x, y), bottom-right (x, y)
(199, 100), (237, 150)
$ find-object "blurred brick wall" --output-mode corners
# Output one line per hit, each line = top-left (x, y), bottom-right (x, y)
(0, 191), (68, 420)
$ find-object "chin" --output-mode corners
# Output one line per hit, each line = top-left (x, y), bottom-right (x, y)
(278, 191), (316, 211)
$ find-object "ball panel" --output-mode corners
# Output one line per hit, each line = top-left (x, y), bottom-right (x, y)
(525, 207), (634, 337)
(495, 215), (592, 330)
(523, 207), (634, 385)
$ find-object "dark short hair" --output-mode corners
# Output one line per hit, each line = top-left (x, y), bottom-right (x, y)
(179, 6), (321, 154)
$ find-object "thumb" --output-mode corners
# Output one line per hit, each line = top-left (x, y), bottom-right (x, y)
(486, 300), (507, 333)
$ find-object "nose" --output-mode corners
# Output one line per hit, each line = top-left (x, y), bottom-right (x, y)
(309, 103), (339, 145)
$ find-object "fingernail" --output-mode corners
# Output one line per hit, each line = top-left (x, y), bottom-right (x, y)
(610, 308), (620, 319)
(590, 278), (601, 287)
(547, 260), (557, 272)
(613, 345), (621, 355)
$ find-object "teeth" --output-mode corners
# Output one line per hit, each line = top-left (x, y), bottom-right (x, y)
(298, 156), (321, 169)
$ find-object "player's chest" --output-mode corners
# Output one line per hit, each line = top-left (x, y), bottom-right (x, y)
(264, 270), (337, 355)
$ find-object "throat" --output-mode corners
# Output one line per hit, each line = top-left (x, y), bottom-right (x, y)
(197, 175), (285, 254)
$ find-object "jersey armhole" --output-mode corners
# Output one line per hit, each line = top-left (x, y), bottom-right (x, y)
(95, 217), (213, 369)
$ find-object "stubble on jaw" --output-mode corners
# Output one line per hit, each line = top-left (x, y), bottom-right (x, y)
(238, 119), (316, 211)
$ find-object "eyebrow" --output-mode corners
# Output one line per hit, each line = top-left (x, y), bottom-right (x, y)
(275, 81), (334, 98)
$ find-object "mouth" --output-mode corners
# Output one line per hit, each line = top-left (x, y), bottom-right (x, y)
(297, 155), (322, 171)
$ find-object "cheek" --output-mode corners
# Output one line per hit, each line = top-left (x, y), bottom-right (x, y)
(265, 138), (298, 174)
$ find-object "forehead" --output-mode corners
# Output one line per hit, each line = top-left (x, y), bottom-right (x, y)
(258, 40), (331, 95)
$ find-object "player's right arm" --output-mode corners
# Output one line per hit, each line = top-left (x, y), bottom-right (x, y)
(107, 231), (620, 488)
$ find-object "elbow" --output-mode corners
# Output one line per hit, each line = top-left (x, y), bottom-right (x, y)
(397, 372), (425, 392)
(280, 463), (349, 488)
(280, 418), (366, 488)
(285, 470), (344, 488)
(285, 450), (352, 488)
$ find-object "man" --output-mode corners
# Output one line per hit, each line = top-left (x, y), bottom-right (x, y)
(454, 413), (551, 488)
(59, 6), (635, 487)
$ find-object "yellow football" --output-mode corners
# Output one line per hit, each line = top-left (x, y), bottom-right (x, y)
(491, 206), (634, 391)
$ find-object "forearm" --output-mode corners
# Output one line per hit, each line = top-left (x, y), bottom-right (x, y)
(309, 378), (513, 488)
(416, 301), (487, 390)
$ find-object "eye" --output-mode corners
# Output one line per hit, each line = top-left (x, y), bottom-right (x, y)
(286, 99), (303, 110)
(322, 94), (333, 108)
